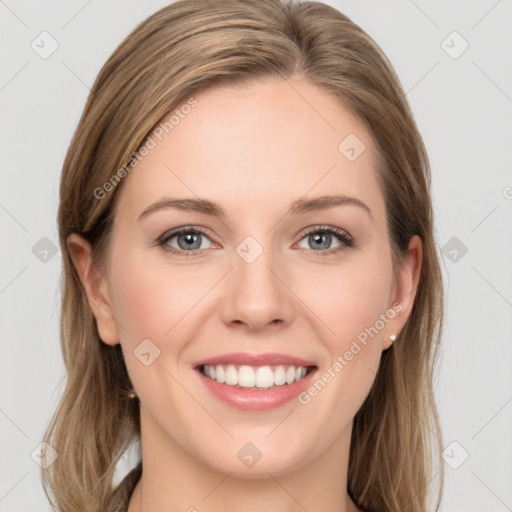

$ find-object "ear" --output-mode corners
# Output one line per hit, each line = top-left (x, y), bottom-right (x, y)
(382, 235), (423, 350)
(66, 233), (120, 346)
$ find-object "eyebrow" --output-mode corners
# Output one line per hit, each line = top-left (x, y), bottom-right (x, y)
(137, 194), (372, 222)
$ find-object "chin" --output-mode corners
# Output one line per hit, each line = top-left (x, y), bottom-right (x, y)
(195, 443), (310, 479)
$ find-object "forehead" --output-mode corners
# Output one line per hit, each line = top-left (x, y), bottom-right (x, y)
(116, 77), (385, 223)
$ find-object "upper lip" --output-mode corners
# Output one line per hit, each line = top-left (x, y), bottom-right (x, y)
(193, 352), (317, 368)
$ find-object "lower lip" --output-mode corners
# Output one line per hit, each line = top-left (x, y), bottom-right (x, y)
(196, 368), (317, 411)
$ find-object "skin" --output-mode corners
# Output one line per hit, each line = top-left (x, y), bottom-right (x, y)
(68, 76), (422, 512)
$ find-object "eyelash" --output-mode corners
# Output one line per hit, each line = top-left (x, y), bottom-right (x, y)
(157, 225), (354, 257)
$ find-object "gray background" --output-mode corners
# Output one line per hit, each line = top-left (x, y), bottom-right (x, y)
(1, 1), (511, 511)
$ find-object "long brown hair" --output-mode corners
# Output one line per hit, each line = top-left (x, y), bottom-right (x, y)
(42, 1), (445, 511)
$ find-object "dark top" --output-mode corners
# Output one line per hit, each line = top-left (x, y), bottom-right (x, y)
(111, 461), (142, 512)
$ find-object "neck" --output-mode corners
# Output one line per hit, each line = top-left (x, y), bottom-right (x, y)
(128, 407), (360, 512)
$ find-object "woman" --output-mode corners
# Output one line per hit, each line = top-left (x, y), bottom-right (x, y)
(41, 0), (445, 511)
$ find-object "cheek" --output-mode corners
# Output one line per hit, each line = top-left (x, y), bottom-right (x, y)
(109, 249), (207, 408)
(300, 254), (393, 348)
(294, 258), (392, 435)
(111, 268), (174, 342)
(109, 248), (210, 345)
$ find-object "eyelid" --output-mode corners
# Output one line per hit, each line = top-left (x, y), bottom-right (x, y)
(296, 224), (353, 243)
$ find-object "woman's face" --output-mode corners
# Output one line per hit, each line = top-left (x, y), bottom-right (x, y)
(71, 76), (420, 477)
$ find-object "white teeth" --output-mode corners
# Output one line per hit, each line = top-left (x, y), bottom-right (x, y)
(201, 364), (311, 389)
(274, 365), (286, 385)
(225, 364), (238, 385)
(216, 365), (225, 384)
(239, 365), (256, 387)
(255, 366), (274, 388)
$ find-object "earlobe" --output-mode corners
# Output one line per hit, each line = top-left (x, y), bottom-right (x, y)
(66, 233), (120, 346)
(383, 235), (423, 350)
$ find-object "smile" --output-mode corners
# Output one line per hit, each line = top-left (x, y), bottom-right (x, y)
(200, 364), (314, 390)
(193, 352), (318, 411)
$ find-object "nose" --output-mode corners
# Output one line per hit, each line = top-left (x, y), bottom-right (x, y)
(220, 243), (296, 332)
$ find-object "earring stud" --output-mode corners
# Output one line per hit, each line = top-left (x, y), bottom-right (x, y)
(390, 333), (396, 341)
(127, 388), (137, 399)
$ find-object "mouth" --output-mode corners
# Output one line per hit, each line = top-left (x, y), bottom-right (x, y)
(198, 363), (317, 390)
(192, 352), (318, 411)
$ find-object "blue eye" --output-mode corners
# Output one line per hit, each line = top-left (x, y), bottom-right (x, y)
(297, 226), (353, 255)
(158, 227), (214, 255)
